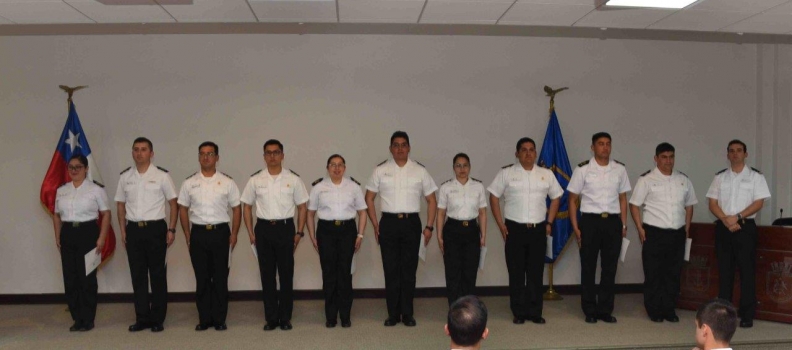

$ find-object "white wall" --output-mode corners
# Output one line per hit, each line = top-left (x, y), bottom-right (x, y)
(0, 33), (788, 295)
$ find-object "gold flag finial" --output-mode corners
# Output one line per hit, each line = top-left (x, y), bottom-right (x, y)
(59, 85), (88, 102)
(543, 85), (568, 110)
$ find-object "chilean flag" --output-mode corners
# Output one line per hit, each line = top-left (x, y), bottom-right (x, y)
(40, 101), (116, 262)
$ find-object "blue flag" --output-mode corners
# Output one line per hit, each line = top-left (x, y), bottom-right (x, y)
(538, 108), (573, 263)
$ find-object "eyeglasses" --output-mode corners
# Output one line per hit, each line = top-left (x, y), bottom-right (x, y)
(328, 163), (346, 169)
(264, 150), (283, 157)
(199, 152), (217, 158)
(454, 164), (470, 169)
(67, 165), (85, 171)
(390, 143), (409, 149)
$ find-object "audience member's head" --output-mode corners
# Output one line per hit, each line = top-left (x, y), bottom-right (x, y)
(445, 295), (489, 350)
(694, 298), (737, 350)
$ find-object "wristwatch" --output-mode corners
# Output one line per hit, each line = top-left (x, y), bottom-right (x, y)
(425, 226), (434, 232)
(167, 228), (176, 233)
(296, 231), (305, 237)
(737, 213), (744, 221)
(357, 234), (364, 239)
(547, 221), (553, 226)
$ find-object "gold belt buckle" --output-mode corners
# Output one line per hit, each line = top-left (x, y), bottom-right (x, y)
(462, 221), (469, 227)
(269, 220), (277, 225)
(334, 220), (342, 226)
(72, 222), (80, 228)
(137, 221), (147, 227)
(206, 224), (214, 230)
(397, 214), (404, 219)
(601, 213), (609, 218)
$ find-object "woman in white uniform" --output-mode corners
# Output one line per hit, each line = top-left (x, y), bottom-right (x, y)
(436, 153), (488, 306)
(307, 154), (367, 328)
(52, 154), (111, 332)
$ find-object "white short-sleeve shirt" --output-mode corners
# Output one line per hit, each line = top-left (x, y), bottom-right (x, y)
(240, 168), (309, 220)
(365, 158), (438, 213)
(56, 181), (110, 222)
(437, 178), (487, 221)
(114, 164), (178, 221)
(487, 164), (564, 224)
(567, 157), (631, 214)
(706, 166), (771, 218)
(308, 177), (367, 221)
(629, 167), (698, 229)
(177, 171), (241, 225)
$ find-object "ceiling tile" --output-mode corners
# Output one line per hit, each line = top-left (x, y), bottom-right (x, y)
(766, 1), (792, 13)
(518, 0), (597, 4)
(249, 0), (337, 22)
(573, 6), (674, 29)
(338, 0), (424, 23)
(420, 1), (514, 24)
(161, 0), (256, 22)
(720, 11), (792, 34)
(65, 0), (174, 23)
(499, 2), (594, 26)
(690, 0), (789, 14)
(648, 9), (751, 31)
(0, 1), (93, 24)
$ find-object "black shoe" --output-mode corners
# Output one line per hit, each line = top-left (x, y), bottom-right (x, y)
(280, 320), (292, 330)
(402, 316), (416, 327)
(531, 317), (546, 324)
(598, 315), (617, 323)
(195, 323), (211, 331)
(69, 322), (81, 332)
(214, 323), (227, 331)
(79, 322), (94, 332)
(740, 319), (753, 328)
(263, 322), (279, 331)
(383, 317), (400, 327)
(325, 321), (337, 328)
(150, 323), (164, 332)
(585, 316), (597, 324)
(650, 317), (664, 323)
(512, 317), (525, 324)
(128, 322), (151, 332)
(664, 315), (679, 323)
(341, 320), (351, 328)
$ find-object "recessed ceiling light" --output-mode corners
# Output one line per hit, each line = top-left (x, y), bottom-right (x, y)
(606, 0), (697, 9)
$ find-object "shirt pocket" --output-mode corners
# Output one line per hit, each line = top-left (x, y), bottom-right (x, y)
(280, 185), (295, 208)
(506, 180), (525, 196)
(408, 177), (423, 194)
(145, 182), (160, 193)
(255, 185), (269, 196)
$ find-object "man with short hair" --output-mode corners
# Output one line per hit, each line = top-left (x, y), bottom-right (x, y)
(488, 137), (563, 325)
(693, 299), (737, 350)
(706, 139), (771, 328)
(445, 295), (489, 350)
(629, 142), (697, 323)
(568, 132), (631, 324)
(241, 139), (308, 331)
(178, 141), (241, 331)
(365, 131), (438, 327)
(116, 137), (178, 333)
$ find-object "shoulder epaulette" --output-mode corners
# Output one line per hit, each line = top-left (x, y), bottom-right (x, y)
(678, 171), (688, 178)
(472, 177), (482, 183)
(502, 164), (513, 169)
(186, 172), (197, 179)
(312, 178), (323, 186)
(640, 170), (651, 177)
(221, 172), (233, 179)
(441, 179), (452, 185)
(377, 159), (387, 166)
(290, 169), (300, 177)
(614, 160), (625, 166)
(751, 167), (763, 174)
(251, 169), (262, 177)
(415, 160), (425, 167)
(156, 166), (169, 173)
(716, 168), (727, 175)
(120, 167), (131, 175)
(350, 177), (361, 185)
(92, 180), (105, 188)
(577, 160), (589, 167)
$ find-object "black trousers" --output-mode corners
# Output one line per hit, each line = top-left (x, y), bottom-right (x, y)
(126, 219), (168, 324)
(317, 219), (357, 322)
(715, 219), (757, 320)
(505, 220), (547, 318)
(642, 224), (685, 318)
(579, 214), (622, 318)
(255, 218), (295, 323)
(443, 218), (481, 306)
(379, 213), (422, 319)
(60, 221), (99, 325)
(189, 223), (231, 326)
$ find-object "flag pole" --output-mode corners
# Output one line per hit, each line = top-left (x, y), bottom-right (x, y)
(543, 85), (568, 301)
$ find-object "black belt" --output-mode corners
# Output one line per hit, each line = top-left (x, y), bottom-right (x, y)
(62, 219), (97, 228)
(582, 212), (619, 219)
(643, 224), (684, 232)
(319, 219), (355, 226)
(507, 219), (546, 228)
(127, 219), (165, 227)
(258, 218), (294, 225)
(447, 218), (477, 227)
(382, 212), (418, 219)
(717, 218), (755, 225)
(193, 222), (229, 230)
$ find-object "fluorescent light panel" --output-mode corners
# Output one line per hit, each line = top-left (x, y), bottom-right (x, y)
(606, 0), (697, 9)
